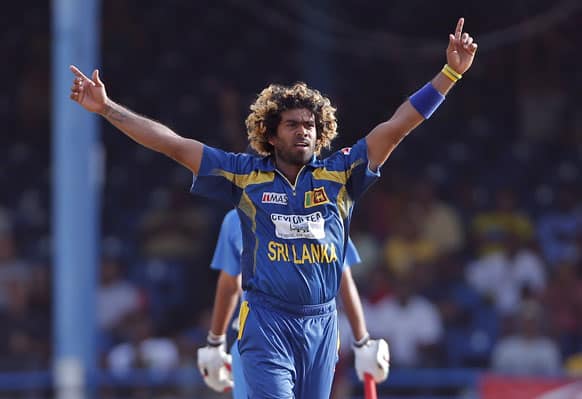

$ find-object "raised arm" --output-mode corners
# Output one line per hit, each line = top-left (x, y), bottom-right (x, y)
(69, 66), (203, 174)
(366, 18), (478, 171)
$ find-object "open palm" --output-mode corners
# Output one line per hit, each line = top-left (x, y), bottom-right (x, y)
(69, 65), (108, 114)
(446, 18), (478, 75)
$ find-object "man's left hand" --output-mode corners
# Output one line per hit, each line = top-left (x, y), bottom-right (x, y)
(446, 18), (478, 75)
(197, 344), (234, 392)
(354, 338), (390, 384)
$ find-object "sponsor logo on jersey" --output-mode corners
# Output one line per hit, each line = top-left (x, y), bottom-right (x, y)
(270, 212), (325, 239)
(304, 187), (330, 208)
(261, 192), (288, 205)
(340, 147), (352, 155)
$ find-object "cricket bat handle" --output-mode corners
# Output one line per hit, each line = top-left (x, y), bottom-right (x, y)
(364, 373), (377, 399)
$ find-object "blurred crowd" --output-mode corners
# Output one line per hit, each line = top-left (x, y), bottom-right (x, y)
(1, 0), (581, 397)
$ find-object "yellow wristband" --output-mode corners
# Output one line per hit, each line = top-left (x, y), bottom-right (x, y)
(441, 67), (458, 82)
(445, 64), (462, 79)
(442, 64), (462, 82)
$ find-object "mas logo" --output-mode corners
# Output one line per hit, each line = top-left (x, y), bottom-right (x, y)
(304, 187), (330, 208)
(262, 192), (288, 205)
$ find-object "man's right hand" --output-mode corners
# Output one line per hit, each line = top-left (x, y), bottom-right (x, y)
(197, 344), (234, 393)
(69, 65), (108, 114)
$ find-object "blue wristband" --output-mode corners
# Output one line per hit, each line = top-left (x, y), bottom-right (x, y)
(409, 83), (445, 119)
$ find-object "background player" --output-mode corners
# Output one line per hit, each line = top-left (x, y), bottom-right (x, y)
(69, 17), (477, 397)
(197, 209), (388, 396)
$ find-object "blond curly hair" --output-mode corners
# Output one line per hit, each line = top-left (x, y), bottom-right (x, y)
(246, 82), (338, 156)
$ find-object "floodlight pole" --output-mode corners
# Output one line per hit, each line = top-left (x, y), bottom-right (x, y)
(51, 0), (102, 397)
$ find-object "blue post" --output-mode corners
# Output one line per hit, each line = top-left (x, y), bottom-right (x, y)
(301, 0), (333, 93)
(51, 0), (101, 397)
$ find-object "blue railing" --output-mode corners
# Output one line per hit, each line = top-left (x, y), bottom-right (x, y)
(0, 367), (482, 398)
(375, 368), (480, 389)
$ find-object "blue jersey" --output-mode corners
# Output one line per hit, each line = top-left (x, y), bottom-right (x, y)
(210, 209), (362, 275)
(193, 138), (378, 305)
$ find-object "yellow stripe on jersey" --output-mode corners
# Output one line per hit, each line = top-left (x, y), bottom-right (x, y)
(214, 169), (275, 189)
(237, 301), (250, 341)
(336, 186), (353, 221)
(312, 168), (348, 184)
(239, 191), (259, 274)
(312, 159), (364, 184)
(239, 191), (257, 231)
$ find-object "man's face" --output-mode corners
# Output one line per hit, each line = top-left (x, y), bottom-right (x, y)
(269, 108), (317, 166)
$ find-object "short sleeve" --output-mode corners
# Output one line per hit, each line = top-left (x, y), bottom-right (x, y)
(190, 145), (255, 206)
(325, 138), (380, 202)
(342, 236), (361, 269)
(209, 210), (243, 276)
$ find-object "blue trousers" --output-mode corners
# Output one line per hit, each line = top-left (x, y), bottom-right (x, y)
(230, 340), (247, 399)
(237, 292), (338, 398)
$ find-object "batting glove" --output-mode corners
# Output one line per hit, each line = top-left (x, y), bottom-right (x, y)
(197, 342), (233, 393)
(353, 334), (390, 383)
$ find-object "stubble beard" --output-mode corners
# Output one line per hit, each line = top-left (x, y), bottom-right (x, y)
(276, 144), (313, 166)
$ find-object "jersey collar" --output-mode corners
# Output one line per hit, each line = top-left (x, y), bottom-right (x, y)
(257, 155), (324, 172)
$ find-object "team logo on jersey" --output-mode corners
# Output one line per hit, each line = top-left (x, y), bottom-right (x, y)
(304, 187), (330, 208)
(267, 240), (339, 264)
(261, 192), (288, 205)
(270, 212), (325, 239)
(340, 147), (352, 155)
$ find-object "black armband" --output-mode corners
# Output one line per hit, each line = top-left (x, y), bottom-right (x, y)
(353, 332), (370, 348)
(207, 331), (226, 347)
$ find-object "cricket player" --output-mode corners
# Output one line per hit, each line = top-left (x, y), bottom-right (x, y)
(69, 17), (476, 398)
(197, 209), (382, 396)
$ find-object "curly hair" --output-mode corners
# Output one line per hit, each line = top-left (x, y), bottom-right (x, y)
(246, 82), (338, 156)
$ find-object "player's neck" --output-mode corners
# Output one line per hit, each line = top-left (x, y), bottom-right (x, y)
(274, 158), (303, 186)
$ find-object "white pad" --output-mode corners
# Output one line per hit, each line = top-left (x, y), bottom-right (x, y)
(354, 338), (390, 383)
(197, 344), (234, 392)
